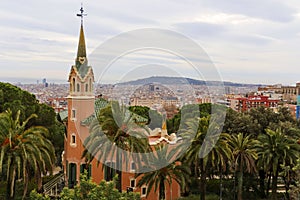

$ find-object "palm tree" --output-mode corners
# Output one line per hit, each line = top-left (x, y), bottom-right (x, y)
(180, 116), (231, 200)
(136, 145), (190, 200)
(82, 101), (150, 191)
(0, 109), (55, 199)
(228, 133), (257, 200)
(256, 128), (300, 200)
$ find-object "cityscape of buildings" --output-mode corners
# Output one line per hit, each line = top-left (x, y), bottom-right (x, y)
(14, 79), (300, 119)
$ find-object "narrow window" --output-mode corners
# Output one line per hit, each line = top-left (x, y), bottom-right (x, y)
(85, 84), (88, 92)
(71, 134), (76, 144)
(141, 186), (147, 197)
(77, 83), (80, 92)
(104, 161), (116, 181)
(72, 78), (75, 92)
(130, 179), (136, 188)
(131, 162), (136, 172)
(72, 109), (76, 119)
(68, 163), (77, 188)
(89, 78), (92, 92)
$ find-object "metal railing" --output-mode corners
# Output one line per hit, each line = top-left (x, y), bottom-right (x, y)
(43, 173), (65, 197)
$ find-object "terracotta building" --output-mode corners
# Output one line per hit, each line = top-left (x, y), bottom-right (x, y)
(62, 8), (181, 200)
(229, 95), (279, 112)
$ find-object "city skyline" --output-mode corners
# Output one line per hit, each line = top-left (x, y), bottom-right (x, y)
(1, 0), (300, 85)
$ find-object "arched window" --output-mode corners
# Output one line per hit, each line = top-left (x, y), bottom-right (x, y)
(71, 134), (76, 144)
(70, 133), (77, 147)
(141, 186), (147, 197)
(85, 84), (88, 92)
(89, 78), (92, 92)
(77, 83), (80, 92)
(72, 78), (75, 92)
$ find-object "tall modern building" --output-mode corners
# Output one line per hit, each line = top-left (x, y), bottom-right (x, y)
(62, 6), (181, 200)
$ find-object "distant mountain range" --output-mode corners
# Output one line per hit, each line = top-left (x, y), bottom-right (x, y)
(119, 76), (263, 87)
(0, 76), (263, 87)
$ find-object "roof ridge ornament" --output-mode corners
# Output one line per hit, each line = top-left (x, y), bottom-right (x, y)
(76, 3), (87, 25)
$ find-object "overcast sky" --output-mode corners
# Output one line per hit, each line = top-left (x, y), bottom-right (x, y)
(1, 0), (300, 85)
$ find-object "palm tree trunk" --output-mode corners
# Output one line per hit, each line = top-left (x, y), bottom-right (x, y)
(159, 177), (165, 200)
(237, 163), (243, 200)
(267, 171), (271, 197)
(271, 168), (279, 200)
(6, 173), (11, 200)
(200, 159), (206, 200)
(195, 159), (199, 178)
(36, 170), (43, 192)
(258, 169), (266, 198)
(116, 150), (122, 192)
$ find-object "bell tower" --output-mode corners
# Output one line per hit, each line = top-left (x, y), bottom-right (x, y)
(64, 5), (95, 188)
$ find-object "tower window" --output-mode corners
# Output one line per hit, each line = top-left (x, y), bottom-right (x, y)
(130, 179), (136, 188)
(77, 83), (80, 92)
(72, 109), (76, 119)
(104, 161), (116, 181)
(68, 163), (77, 188)
(131, 162), (136, 172)
(85, 84), (88, 92)
(72, 135), (76, 144)
(89, 78), (92, 92)
(141, 186), (147, 197)
(70, 133), (76, 147)
(72, 78), (75, 92)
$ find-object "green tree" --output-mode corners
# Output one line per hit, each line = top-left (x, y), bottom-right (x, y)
(0, 82), (65, 166)
(136, 145), (190, 200)
(0, 109), (55, 199)
(47, 119), (65, 166)
(289, 159), (300, 199)
(256, 128), (300, 200)
(0, 83), (38, 122)
(30, 171), (140, 200)
(180, 116), (231, 200)
(248, 106), (277, 135)
(128, 106), (150, 121)
(228, 133), (258, 200)
(29, 190), (50, 200)
(223, 109), (258, 136)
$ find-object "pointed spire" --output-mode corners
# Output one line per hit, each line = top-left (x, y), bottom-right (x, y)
(76, 4), (87, 59)
(77, 24), (86, 58)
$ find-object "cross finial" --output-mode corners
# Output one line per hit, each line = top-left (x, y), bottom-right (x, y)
(77, 3), (87, 25)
